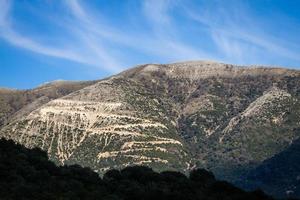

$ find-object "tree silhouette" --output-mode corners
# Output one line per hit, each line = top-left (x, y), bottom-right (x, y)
(0, 138), (273, 200)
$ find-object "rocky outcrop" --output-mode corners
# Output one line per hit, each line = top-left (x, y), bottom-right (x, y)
(1, 77), (189, 173)
(0, 80), (96, 128)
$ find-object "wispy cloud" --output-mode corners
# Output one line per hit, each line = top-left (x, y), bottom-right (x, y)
(0, 0), (97, 67)
(141, 0), (214, 61)
(63, 0), (126, 71)
(0, 0), (299, 72)
(0, 0), (125, 72)
(64, 0), (213, 66)
(185, 1), (300, 64)
(0, 0), (9, 27)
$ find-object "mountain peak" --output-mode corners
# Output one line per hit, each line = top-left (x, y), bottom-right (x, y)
(122, 60), (298, 81)
(37, 80), (72, 88)
(0, 87), (16, 92)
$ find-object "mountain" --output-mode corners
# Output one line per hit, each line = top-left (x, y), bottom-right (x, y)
(1, 61), (300, 198)
(0, 80), (97, 128)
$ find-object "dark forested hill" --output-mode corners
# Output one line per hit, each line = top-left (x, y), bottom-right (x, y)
(240, 138), (300, 199)
(0, 138), (272, 200)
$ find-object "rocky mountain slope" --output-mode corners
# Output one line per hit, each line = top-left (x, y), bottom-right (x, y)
(1, 61), (300, 197)
(0, 80), (97, 128)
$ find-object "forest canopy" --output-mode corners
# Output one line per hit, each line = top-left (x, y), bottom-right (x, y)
(0, 138), (272, 200)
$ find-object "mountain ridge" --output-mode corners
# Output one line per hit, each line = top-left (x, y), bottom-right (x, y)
(1, 61), (300, 198)
(0, 80), (97, 128)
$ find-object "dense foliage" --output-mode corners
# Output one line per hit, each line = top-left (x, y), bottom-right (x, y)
(241, 138), (300, 199)
(0, 138), (272, 200)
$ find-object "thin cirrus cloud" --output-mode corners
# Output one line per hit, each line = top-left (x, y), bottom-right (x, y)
(65, 0), (210, 63)
(142, 0), (214, 61)
(0, 0), (214, 73)
(0, 0), (95, 67)
(0, 0), (126, 72)
(0, 0), (300, 73)
(185, 0), (300, 65)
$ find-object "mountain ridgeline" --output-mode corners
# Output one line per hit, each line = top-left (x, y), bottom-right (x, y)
(0, 80), (97, 128)
(1, 61), (300, 198)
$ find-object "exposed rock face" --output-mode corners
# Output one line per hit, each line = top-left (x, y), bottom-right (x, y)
(1, 77), (190, 173)
(1, 61), (300, 194)
(0, 80), (97, 128)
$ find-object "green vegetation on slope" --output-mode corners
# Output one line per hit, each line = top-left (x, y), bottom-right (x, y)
(241, 138), (300, 199)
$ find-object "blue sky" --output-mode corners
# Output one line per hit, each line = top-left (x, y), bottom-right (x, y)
(0, 0), (300, 89)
